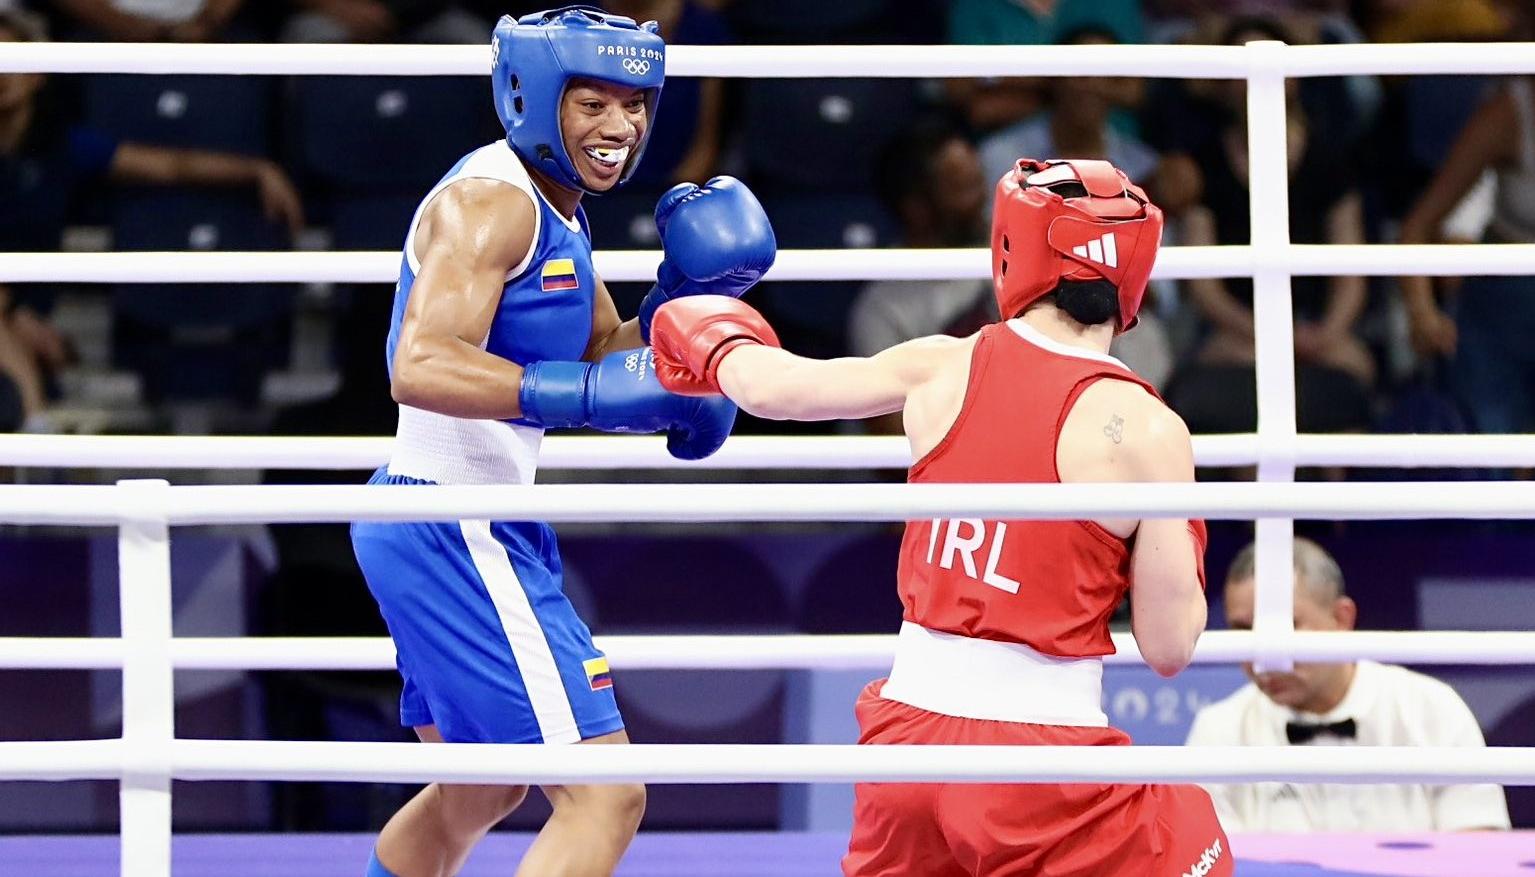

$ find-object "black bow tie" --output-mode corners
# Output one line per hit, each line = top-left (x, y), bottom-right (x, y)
(1286, 717), (1357, 745)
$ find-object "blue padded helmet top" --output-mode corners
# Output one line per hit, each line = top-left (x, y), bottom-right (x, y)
(492, 6), (665, 194)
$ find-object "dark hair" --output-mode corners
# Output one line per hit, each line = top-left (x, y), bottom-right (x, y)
(1037, 278), (1119, 326)
(874, 112), (973, 216)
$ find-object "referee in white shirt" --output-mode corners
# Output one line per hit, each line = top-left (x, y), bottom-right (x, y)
(1185, 537), (1510, 832)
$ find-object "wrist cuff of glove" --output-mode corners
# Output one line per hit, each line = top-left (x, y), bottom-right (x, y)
(704, 337), (768, 389)
(517, 360), (593, 428)
(636, 284), (670, 344)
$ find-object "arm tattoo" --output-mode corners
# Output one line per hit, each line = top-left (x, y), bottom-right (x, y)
(1104, 413), (1125, 444)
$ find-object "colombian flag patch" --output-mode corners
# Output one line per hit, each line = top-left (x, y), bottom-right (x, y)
(541, 258), (579, 292)
(583, 656), (613, 691)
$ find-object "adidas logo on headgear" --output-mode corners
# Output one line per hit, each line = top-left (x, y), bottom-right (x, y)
(1071, 232), (1118, 268)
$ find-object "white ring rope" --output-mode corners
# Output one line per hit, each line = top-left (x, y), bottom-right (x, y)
(3, 481), (1535, 526)
(3, 740), (1535, 786)
(4, 244), (1534, 284)
(3, 41), (1535, 78)
(4, 433), (1534, 471)
(0, 631), (1532, 671)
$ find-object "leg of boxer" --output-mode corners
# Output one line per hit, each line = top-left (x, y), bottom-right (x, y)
(1151, 785), (1233, 877)
(374, 724), (530, 877)
(354, 474), (627, 877)
(842, 682), (969, 877)
(519, 730), (647, 877)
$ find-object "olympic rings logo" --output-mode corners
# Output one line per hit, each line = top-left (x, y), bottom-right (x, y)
(622, 58), (651, 75)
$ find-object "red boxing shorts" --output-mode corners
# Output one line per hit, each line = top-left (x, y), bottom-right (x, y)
(843, 680), (1232, 877)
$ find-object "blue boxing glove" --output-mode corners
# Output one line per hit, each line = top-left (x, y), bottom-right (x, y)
(518, 347), (736, 461)
(636, 176), (777, 343)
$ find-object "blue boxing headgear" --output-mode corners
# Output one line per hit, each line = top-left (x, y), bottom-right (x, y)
(492, 6), (665, 194)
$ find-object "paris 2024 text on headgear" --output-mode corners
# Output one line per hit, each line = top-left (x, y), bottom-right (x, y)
(492, 5), (666, 194)
(991, 158), (1164, 332)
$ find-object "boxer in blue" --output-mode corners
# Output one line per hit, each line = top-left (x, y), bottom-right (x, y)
(349, 7), (776, 876)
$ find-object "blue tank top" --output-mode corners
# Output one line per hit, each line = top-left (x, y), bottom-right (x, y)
(384, 141), (596, 485)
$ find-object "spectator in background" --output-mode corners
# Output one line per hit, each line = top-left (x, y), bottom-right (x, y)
(1186, 538), (1511, 832)
(945, 0), (1145, 135)
(1166, 14), (1375, 437)
(1357, 0), (1511, 43)
(281, 0), (488, 44)
(1397, 1), (1535, 434)
(0, 8), (303, 243)
(603, 0), (730, 187)
(847, 115), (992, 434)
(51, 0), (247, 41)
(977, 27), (1159, 193)
(0, 6), (303, 426)
(0, 286), (62, 432)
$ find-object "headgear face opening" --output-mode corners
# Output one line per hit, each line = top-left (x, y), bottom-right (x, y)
(492, 6), (665, 194)
(991, 158), (1163, 332)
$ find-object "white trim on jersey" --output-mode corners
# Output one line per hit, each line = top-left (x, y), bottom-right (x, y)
(403, 140), (579, 281)
(1007, 317), (1130, 369)
(460, 519), (581, 745)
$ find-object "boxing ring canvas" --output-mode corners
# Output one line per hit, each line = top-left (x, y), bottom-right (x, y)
(2, 832), (1533, 876)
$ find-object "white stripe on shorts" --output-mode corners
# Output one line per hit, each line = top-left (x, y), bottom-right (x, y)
(459, 519), (580, 744)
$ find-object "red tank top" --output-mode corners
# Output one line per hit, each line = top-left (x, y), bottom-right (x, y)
(897, 320), (1159, 659)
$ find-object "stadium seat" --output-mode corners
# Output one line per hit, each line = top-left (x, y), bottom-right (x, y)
(744, 78), (917, 192)
(84, 75), (274, 155)
(755, 192), (898, 360)
(290, 76), (491, 191)
(730, 0), (891, 42)
(330, 192), (420, 251)
(111, 189), (294, 402)
(582, 190), (664, 251)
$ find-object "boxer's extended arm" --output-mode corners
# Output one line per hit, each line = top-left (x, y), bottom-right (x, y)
(715, 336), (959, 421)
(1119, 400), (1208, 677)
(391, 179), (535, 420)
(584, 275), (644, 362)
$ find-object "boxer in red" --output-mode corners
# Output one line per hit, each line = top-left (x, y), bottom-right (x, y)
(649, 158), (1232, 877)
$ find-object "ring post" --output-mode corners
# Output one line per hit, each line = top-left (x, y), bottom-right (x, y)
(1245, 41), (1298, 673)
(117, 479), (174, 877)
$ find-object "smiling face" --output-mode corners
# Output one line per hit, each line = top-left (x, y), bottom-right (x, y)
(559, 77), (650, 192)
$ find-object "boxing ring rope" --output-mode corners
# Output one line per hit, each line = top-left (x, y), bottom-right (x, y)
(6, 739), (1535, 786)
(8, 480), (1535, 525)
(4, 39), (1535, 77)
(5, 630), (1535, 672)
(2, 37), (1535, 877)
(4, 243), (1535, 284)
(6, 433), (1535, 470)
(0, 242), (1535, 282)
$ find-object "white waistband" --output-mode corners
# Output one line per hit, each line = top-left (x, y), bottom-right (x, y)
(880, 622), (1107, 726)
(387, 404), (541, 485)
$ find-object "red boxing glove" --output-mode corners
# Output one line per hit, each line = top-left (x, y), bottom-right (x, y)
(1188, 518), (1209, 591)
(651, 297), (781, 396)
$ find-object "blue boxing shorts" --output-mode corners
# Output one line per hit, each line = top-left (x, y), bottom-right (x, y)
(350, 471), (623, 744)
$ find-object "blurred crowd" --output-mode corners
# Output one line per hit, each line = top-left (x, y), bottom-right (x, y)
(1, 0), (1533, 453)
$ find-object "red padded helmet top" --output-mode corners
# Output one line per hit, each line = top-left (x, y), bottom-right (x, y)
(991, 158), (1164, 331)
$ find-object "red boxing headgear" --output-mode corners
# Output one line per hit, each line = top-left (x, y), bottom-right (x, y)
(991, 158), (1163, 331)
